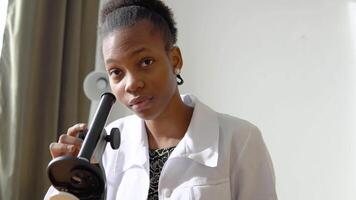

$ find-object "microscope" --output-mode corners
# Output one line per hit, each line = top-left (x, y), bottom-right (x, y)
(47, 92), (120, 200)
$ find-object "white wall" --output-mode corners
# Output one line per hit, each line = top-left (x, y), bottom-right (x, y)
(166, 0), (356, 200)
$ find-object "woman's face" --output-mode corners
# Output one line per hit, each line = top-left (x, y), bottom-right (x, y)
(102, 20), (182, 120)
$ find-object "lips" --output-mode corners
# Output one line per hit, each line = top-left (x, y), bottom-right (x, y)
(128, 95), (154, 112)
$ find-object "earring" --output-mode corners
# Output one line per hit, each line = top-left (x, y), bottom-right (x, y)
(174, 68), (180, 75)
(175, 68), (184, 85)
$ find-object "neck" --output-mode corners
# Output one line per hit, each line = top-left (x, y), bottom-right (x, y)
(145, 92), (193, 149)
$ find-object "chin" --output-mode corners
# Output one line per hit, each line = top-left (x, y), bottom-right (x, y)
(134, 109), (160, 121)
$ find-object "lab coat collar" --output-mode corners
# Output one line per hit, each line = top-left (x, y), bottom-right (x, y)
(119, 94), (219, 171)
(171, 94), (219, 167)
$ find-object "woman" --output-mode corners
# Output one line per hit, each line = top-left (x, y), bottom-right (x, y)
(45, 0), (277, 199)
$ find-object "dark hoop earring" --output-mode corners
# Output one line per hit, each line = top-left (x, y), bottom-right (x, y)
(177, 74), (184, 85)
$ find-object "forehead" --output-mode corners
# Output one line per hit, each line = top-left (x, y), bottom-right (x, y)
(102, 20), (166, 58)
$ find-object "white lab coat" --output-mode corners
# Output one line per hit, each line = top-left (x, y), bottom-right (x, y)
(45, 94), (277, 200)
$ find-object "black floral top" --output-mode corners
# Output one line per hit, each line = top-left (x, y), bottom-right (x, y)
(147, 146), (175, 200)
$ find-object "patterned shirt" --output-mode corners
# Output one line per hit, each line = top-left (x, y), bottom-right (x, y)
(147, 146), (175, 200)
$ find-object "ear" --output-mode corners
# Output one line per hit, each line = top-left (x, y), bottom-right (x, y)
(169, 46), (183, 72)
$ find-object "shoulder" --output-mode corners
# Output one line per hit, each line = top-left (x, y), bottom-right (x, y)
(216, 112), (262, 140)
(189, 94), (261, 142)
(215, 113), (268, 161)
(190, 95), (264, 152)
(217, 114), (277, 199)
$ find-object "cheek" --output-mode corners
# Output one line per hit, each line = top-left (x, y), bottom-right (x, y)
(154, 73), (177, 100)
(165, 69), (177, 88)
(157, 61), (176, 87)
(151, 71), (174, 92)
(109, 82), (126, 103)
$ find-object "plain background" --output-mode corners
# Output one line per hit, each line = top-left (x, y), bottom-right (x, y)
(164, 0), (356, 200)
(90, 0), (356, 199)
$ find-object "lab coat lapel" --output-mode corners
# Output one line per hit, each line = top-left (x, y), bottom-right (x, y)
(109, 116), (150, 200)
(171, 95), (219, 167)
(120, 115), (149, 171)
(118, 94), (220, 170)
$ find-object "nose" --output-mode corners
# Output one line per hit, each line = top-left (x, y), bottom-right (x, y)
(124, 72), (144, 94)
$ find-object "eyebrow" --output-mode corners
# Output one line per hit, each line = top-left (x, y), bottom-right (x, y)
(105, 47), (151, 65)
(129, 47), (150, 56)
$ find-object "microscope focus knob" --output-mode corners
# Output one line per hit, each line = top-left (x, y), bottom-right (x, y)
(105, 128), (121, 150)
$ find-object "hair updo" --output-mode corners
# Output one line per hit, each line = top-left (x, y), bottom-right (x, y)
(100, 0), (177, 49)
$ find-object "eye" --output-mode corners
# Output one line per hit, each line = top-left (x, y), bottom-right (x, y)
(140, 58), (154, 68)
(108, 68), (124, 80)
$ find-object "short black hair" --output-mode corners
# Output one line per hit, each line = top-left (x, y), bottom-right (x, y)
(100, 0), (177, 49)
